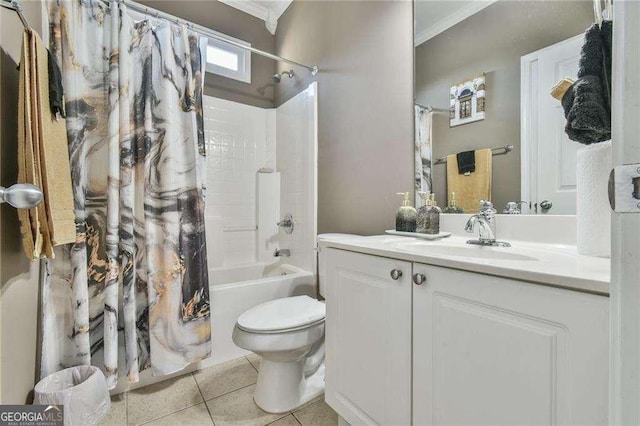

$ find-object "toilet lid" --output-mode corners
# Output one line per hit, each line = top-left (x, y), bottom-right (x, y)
(237, 296), (326, 333)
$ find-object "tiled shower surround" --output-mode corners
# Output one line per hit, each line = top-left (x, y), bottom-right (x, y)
(277, 83), (318, 274)
(203, 96), (276, 266)
(203, 83), (317, 273)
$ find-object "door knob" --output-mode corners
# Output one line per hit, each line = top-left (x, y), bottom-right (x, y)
(539, 200), (553, 212)
(390, 269), (403, 280)
(413, 273), (426, 285)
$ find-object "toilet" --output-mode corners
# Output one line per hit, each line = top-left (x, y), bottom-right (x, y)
(232, 295), (326, 413)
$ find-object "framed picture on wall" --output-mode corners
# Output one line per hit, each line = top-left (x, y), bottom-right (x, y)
(449, 74), (485, 127)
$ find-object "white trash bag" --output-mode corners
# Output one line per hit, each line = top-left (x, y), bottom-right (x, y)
(34, 365), (111, 426)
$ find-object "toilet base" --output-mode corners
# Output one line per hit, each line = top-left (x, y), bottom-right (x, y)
(254, 360), (325, 414)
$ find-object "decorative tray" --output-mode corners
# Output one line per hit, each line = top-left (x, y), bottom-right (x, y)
(385, 230), (452, 240)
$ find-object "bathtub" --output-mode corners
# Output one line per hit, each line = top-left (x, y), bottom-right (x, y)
(111, 262), (315, 394)
(201, 262), (316, 367)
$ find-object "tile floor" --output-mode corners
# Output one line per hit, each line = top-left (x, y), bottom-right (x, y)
(100, 354), (339, 426)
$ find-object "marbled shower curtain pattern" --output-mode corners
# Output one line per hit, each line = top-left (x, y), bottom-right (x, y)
(41, 0), (210, 389)
(414, 104), (433, 207)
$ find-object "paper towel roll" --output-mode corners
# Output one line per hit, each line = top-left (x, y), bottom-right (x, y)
(576, 141), (612, 257)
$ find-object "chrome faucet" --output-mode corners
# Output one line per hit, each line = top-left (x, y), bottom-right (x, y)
(273, 248), (291, 257)
(465, 200), (511, 247)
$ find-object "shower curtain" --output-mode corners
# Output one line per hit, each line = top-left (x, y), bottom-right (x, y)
(414, 104), (433, 207)
(40, 0), (210, 389)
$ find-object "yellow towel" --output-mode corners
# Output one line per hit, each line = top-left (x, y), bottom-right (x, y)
(18, 29), (76, 260)
(446, 148), (492, 213)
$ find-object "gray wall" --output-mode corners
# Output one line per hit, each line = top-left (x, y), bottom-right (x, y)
(275, 1), (414, 235)
(0, 2), (44, 404)
(415, 0), (593, 209)
(140, 0), (276, 108)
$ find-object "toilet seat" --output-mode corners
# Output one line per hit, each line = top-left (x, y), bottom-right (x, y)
(237, 295), (325, 334)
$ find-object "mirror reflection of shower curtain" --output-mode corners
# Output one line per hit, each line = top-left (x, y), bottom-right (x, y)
(414, 105), (433, 207)
(40, 0), (211, 389)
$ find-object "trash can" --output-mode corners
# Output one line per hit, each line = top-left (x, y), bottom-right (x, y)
(34, 365), (111, 426)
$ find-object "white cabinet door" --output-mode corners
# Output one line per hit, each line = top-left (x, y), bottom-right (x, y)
(325, 248), (412, 425)
(413, 263), (609, 426)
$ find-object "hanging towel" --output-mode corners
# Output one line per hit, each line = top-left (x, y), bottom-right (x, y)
(456, 150), (475, 175)
(47, 49), (65, 118)
(446, 148), (492, 213)
(559, 21), (613, 145)
(561, 75), (610, 144)
(18, 29), (76, 260)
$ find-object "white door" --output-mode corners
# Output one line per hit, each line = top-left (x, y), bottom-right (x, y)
(413, 263), (609, 426)
(610, 2), (640, 423)
(324, 248), (411, 425)
(521, 34), (583, 214)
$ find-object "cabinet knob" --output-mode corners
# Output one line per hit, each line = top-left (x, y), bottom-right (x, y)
(390, 269), (403, 280)
(413, 273), (426, 285)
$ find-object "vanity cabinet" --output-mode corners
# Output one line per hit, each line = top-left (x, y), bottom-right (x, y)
(323, 248), (609, 426)
(413, 263), (608, 426)
(325, 249), (412, 426)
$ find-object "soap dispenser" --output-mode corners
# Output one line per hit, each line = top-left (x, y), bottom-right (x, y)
(395, 192), (417, 232)
(425, 193), (442, 234)
(442, 192), (464, 214)
(416, 192), (432, 234)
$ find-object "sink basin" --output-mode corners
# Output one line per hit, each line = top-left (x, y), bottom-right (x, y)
(392, 241), (538, 261)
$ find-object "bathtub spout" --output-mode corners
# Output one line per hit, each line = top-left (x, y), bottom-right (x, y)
(273, 248), (291, 257)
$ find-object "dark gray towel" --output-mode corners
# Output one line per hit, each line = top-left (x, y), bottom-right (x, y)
(457, 150), (475, 174)
(578, 24), (605, 78)
(47, 49), (65, 118)
(600, 20), (613, 109)
(561, 75), (611, 144)
(563, 21), (613, 145)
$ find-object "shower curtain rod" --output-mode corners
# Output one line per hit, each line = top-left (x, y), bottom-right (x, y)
(1, 0), (319, 75)
(120, 0), (319, 75)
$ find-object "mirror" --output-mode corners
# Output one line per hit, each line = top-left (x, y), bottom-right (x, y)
(414, 0), (594, 214)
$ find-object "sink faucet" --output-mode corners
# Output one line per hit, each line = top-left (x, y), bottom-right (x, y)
(273, 248), (291, 257)
(465, 200), (511, 247)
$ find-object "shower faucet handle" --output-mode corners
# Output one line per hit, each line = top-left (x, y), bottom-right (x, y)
(277, 213), (295, 234)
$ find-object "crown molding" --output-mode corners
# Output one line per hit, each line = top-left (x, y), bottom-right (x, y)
(217, 0), (293, 35)
(415, 0), (498, 47)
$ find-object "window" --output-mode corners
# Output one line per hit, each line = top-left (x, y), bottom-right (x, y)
(205, 34), (251, 84)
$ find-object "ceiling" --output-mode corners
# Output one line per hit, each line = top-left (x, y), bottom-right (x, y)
(218, 0), (293, 34)
(415, 0), (497, 46)
(220, 0), (497, 42)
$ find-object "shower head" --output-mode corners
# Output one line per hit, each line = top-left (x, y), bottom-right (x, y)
(272, 70), (295, 83)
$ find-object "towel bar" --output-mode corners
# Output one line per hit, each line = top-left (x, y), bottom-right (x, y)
(0, 183), (43, 209)
(433, 145), (514, 165)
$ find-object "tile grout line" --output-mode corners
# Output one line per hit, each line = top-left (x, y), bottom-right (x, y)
(192, 372), (216, 425)
(203, 382), (257, 403)
(197, 376), (290, 426)
(137, 401), (208, 426)
(245, 355), (259, 373)
(134, 374), (205, 426)
(125, 392), (129, 426)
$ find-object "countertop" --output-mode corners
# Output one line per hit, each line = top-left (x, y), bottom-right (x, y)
(318, 234), (611, 295)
